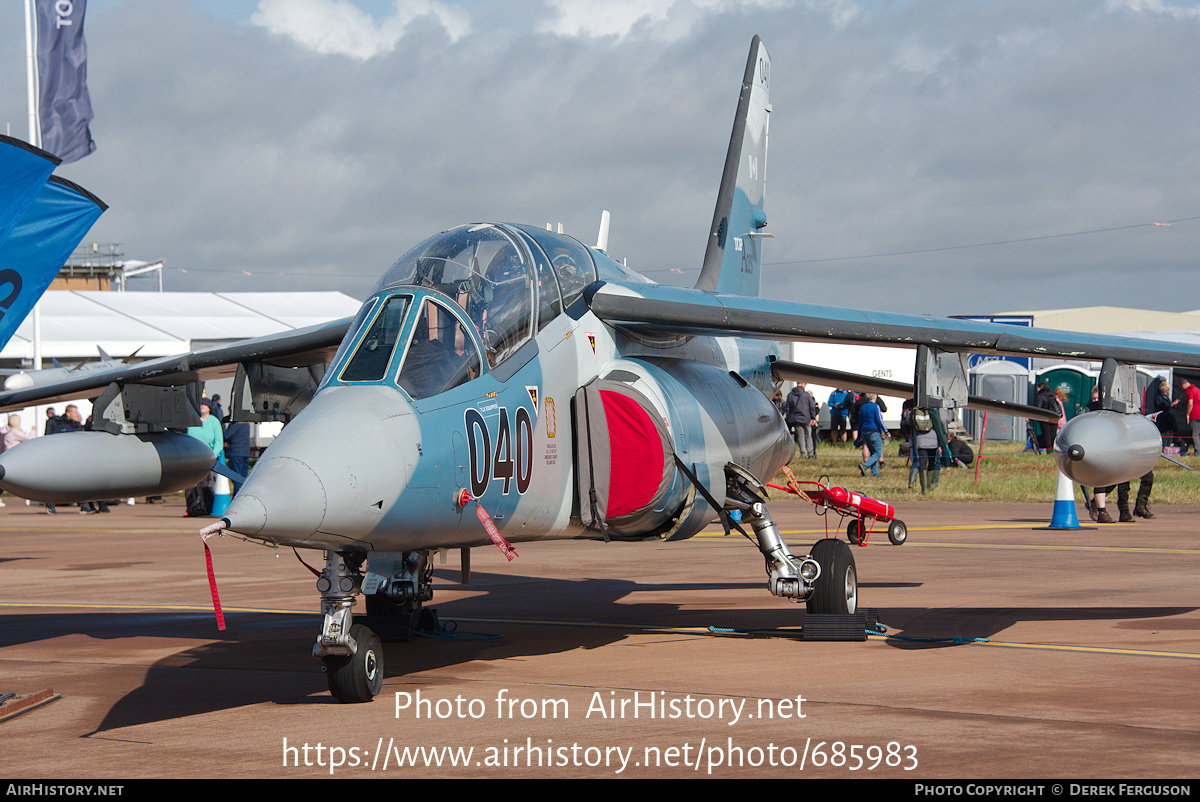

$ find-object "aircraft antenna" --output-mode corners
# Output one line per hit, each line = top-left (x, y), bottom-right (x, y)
(595, 210), (611, 252)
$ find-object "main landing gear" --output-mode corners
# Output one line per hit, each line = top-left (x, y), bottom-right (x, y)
(806, 538), (857, 615)
(725, 467), (858, 615)
(314, 549), (435, 703)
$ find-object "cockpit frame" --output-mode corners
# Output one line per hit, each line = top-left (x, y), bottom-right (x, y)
(327, 222), (614, 403)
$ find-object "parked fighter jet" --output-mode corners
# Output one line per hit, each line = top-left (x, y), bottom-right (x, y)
(2, 38), (1197, 703)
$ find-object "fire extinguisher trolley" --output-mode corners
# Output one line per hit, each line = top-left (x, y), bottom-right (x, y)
(769, 467), (907, 546)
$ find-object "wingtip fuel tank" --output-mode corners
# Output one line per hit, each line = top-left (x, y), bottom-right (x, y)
(0, 431), (216, 503)
(1053, 410), (1162, 488)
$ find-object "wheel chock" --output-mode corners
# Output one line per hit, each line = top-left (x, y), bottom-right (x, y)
(802, 609), (878, 641)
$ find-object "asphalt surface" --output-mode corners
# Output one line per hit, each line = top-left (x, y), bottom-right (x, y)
(2, 494), (1197, 779)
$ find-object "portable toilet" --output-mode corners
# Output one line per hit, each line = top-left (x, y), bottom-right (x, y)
(1035, 365), (1096, 422)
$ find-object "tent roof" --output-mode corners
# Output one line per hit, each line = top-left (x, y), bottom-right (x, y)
(1, 291), (362, 361)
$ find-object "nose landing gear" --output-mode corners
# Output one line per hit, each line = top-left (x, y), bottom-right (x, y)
(324, 623), (383, 703)
(314, 551), (384, 703)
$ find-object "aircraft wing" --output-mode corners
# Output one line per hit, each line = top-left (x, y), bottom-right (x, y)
(586, 282), (1200, 369)
(0, 316), (352, 413)
(771, 358), (1060, 423)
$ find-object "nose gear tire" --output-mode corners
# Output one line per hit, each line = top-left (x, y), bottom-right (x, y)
(325, 623), (384, 703)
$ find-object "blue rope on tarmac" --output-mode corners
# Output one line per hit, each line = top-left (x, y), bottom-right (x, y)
(708, 626), (805, 639)
(416, 619), (503, 641)
(866, 623), (990, 645)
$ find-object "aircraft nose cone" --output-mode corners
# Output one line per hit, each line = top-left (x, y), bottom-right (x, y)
(224, 457), (327, 539)
(221, 386), (415, 546)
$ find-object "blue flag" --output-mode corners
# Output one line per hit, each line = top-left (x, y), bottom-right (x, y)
(0, 176), (106, 348)
(0, 135), (60, 247)
(36, 0), (96, 164)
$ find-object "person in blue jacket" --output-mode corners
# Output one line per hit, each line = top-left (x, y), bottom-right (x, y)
(827, 388), (850, 444)
(857, 394), (889, 477)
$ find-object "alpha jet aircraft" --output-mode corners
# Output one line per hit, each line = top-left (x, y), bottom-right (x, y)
(2, 37), (1198, 703)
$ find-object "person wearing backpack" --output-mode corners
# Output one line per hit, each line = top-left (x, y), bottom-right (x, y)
(910, 405), (940, 493)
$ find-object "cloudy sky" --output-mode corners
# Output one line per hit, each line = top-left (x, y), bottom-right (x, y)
(2, 0), (1198, 316)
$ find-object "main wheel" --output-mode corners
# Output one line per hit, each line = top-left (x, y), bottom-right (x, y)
(887, 519), (907, 546)
(806, 538), (857, 615)
(325, 623), (384, 703)
(845, 519), (862, 545)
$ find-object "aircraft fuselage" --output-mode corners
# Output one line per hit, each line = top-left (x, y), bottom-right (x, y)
(223, 223), (793, 554)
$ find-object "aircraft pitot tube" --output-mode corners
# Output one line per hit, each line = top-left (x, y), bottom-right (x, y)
(1053, 410), (1162, 488)
(0, 430), (216, 503)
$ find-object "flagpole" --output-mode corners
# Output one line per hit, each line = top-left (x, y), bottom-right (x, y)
(25, 0), (44, 395)
(25, 0), (39, 149)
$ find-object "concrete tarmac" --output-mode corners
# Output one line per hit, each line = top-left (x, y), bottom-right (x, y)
(1, 495), (1197, 779)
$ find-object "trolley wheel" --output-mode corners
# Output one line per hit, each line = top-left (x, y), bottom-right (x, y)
(846, 519), (863, 545)
(887, 519), (907, 546)
(806, 538), (858, 615)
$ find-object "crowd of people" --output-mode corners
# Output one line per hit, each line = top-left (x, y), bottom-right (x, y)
(774, 385), (975, 489)
(773, 372), (1199, 504)
(0, 373), (1195, 513)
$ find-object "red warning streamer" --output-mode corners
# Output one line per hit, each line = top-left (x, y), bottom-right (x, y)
(202, 540), (227, 631)
(476, 502), (518, 561)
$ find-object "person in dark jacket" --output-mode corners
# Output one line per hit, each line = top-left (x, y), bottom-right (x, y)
(1033, 381), (1057, 452)
(784, 383), (819, 460)
(827, 388), (851, 444)
(853, 392), (887, 462)
(44, 405), (84, 514)
(224, 419), (251, 495)
(948, 434), (974, 467)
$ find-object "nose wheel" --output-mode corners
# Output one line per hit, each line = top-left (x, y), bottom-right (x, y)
(324, 623), (384, 703)
(314, 551), (385, 703)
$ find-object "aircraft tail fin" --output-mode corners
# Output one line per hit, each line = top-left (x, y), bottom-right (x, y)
(695, 36), (771, 297)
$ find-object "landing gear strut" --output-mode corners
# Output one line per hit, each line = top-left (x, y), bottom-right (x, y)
(725, 465), (858, 615)
(314, 550), (383, 703)
(725, 467), (822, 602)
(362, 550), (437, 642)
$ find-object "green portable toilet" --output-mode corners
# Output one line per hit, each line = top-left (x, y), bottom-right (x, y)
(1035, 365), (1096, 422)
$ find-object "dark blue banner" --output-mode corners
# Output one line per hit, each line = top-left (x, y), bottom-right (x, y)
(36, 0), (96, 164)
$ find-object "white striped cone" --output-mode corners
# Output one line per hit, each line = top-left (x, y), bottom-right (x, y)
(211, 471), (232, 517)
(1046, 469), (1083, 529)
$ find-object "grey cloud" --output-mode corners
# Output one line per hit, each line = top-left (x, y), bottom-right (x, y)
(0, 0), (1194, 317)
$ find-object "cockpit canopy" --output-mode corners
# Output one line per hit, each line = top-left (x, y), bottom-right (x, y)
(332, 223), (623, 400)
